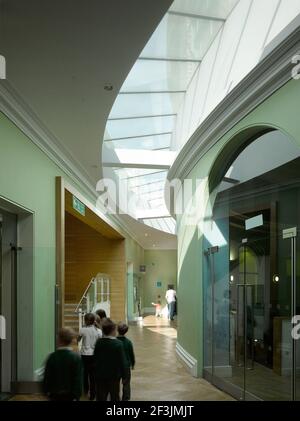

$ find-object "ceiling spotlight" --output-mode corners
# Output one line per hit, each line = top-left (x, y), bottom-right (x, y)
(104, 83), (113, 91)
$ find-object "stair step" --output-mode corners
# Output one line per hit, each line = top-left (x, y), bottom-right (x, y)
(63, 302), (79, 331)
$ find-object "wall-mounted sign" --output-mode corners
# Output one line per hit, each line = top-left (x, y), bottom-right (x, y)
(245, 214), (263, 231)
(156, 281), (162, 288)
(72, 195), (85, 216)
(140, 265), (146, 273)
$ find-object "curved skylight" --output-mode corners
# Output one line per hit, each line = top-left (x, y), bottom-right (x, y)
(102, 0), (239, 234)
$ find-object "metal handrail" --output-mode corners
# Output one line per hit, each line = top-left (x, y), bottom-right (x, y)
(75, 277), (95, 314)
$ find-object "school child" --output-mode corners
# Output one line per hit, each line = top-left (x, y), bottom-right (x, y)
(78, 312), (102, 400)
(151, 295), (162, 317)
(117, 322), (135, 401)
(43, 328), (82, 401)
(94, 318), (126, 401)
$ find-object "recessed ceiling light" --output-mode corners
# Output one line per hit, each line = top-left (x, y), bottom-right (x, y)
(104, 83), (113, 91)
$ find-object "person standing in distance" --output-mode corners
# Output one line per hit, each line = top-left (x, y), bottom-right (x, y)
(165, 285), (176, 321)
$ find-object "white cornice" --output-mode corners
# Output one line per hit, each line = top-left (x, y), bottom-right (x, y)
(168, 16), (300, 183)
(0, 80), (98, 201)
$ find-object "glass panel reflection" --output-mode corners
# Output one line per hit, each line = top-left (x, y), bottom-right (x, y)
(170, 0), (239, 19)
(109, 92), (184, 119)
(104, 133), (172, 150)
(203, 130), (300, 400)
(105, 115), (176, 140)
(140, 14), (223, 61)
(121, 59), (198, 92)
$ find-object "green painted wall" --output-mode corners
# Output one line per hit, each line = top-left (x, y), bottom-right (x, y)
(143, 249), (177, 311)
(176, 78), (300, 376)
(0, 111), (147, 380)
(0, 111), (103, 376)
(0, 112), (64, 375)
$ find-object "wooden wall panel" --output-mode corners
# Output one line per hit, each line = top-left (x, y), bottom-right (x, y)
(65, 212), (126, 322)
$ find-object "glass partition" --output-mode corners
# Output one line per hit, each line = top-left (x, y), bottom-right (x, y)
(203, 130), (300, 400)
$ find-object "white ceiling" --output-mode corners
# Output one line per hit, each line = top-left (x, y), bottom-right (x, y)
(0, 0), (178, 249)
(0, 0), (172, 187)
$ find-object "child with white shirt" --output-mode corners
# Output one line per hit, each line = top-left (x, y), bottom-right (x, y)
(78, 312), (102, 400)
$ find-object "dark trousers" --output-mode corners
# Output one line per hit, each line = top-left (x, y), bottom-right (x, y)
(168, 301), (176, 320)
(122, 368), (131, 401)
(96, 379), (120, 401)
(81, 355), (96, 399)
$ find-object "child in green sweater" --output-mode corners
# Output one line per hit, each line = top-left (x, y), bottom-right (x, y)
(43, 328), (82, 401)
(94, 318), (127, 401)
(117, 322), (135, 401)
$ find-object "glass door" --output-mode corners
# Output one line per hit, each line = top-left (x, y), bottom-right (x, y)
(240, 231), (293, 401)
(0, 209), (18, 397)
(202, 129), (300, 401)
(205, 213), (300, 400)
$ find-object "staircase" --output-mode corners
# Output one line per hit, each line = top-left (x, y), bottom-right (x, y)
(64, 303), (79, 332)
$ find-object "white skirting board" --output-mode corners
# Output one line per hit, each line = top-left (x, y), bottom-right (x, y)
(176, 342), (198, 378)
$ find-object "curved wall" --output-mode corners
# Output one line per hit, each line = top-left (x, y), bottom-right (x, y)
(175, 77), (300, 376)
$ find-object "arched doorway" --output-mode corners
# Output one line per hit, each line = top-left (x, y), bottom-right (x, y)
(203, 129), (300, 400)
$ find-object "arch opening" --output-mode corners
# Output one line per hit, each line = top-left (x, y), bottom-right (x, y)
(203, 129), (300, 401)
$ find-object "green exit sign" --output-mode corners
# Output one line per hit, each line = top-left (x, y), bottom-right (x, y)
(72, 195), (85, 216)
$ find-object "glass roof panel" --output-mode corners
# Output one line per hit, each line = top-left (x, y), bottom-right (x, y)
(104, 133), (171, 150)
(140, 13), (223, 61)
(141, 190), (164, 200)
(109, 92), (184, 119)
(105, 115), (175, 140)
(147, 198), (165, 208)
(113, 169), (167, 192)
(103, 0), (239, 234)
(164, 217), (176, 233)
(128, 171), (167, 188)
(131, 180), (165, 194)
(120, 59), (198, 92)
(170, 0), (239, 19)
(114, 168), (165, 180)
(146, 219), (162, 231)
(142, 217), (176, 234)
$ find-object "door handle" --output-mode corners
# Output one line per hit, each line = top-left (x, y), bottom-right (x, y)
(236, 284), (245, 367)
(245, 285), (254, 370)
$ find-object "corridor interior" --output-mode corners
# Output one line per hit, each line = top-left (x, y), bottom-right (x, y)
(10, 316), (233, 401)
